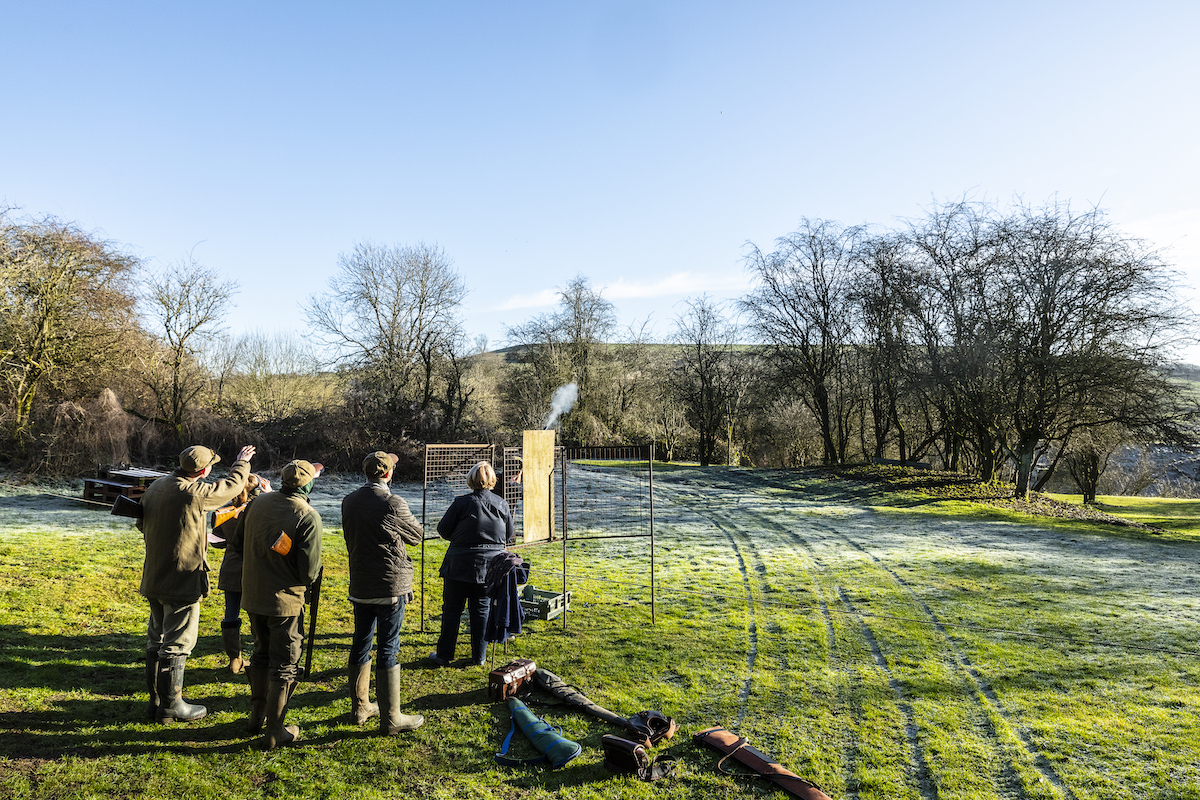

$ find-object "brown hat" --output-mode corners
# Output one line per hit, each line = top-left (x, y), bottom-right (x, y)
(363, 451), (398, 478)
(179, 445), (221, 473)
(282, 459), (324, 488)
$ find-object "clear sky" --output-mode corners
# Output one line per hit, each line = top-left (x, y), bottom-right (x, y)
(3, 1), (1199, 361)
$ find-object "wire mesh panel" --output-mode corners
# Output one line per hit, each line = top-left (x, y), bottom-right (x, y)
(506, 442), (658, 627)
(422, 444), (495, 526)
(562, 445), (652, 540)
(419, 444), (494, 631)
(502, 446), (523, 532)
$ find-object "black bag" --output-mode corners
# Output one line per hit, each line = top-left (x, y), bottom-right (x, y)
(601, 734), (676, 781)
(488, 658), (537, 701)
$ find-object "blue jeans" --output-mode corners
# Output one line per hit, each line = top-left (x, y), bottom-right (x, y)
(349, 599), (406, 668)
(222, 590), (243, 626)
(436, 579), (490, 665)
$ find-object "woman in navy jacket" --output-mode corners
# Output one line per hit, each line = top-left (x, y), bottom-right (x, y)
(429, 461), (514, 667)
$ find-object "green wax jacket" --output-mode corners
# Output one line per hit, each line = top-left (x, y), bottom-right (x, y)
(138, 461), (251, 604)
(232, 489), (323, 617)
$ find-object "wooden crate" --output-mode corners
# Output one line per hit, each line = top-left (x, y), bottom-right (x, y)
(519, 585), (572, 621)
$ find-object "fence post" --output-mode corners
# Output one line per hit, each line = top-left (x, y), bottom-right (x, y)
(421, 443), (428, 633)
(561, 447), (569, 632)
(649, 440), (656, 625)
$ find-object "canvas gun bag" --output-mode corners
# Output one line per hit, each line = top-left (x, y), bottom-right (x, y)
(601, 734), (677, 781)
(693, 726), (831, 800)
(488, 658), (537, 701)
(532, 667), (678, 748)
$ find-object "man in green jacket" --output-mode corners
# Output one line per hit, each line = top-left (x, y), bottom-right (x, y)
(231, 458), (323, 750)
(139, 443), (256, 723)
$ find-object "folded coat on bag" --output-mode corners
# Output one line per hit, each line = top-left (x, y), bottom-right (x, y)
(484, 552), (529, 644)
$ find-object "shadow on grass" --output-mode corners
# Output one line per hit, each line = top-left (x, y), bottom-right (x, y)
(0, 626), (500, 761)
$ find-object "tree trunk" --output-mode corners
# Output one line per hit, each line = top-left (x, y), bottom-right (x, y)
(1014, 433), (1039, 500)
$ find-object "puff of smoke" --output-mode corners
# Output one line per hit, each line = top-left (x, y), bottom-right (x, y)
(544, 383), (579, 429)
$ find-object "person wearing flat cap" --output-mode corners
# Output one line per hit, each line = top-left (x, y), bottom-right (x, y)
(341, 451), (425, 735)
(229, 458), (324, 750)
(138, 443), (256, 724)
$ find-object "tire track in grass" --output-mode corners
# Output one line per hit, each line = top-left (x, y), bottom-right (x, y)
(728, 514), (865, 800)
(735, 499), (931, 800)
(731, 497), (1021, 799)
(807, 514), (1039, 800)
(661, 482), (866, 797)
(708, 514), (758, 729)
(826, 518), (1077, 800)
(715, 489), (1046, 800)
(835, 585), (940, 800)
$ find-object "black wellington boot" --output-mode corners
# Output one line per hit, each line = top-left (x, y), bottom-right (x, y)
(247, 666), (270, 734)
(155, 656), (208, 723)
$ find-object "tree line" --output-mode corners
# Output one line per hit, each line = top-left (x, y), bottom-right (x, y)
(2, 199), (1196, 497)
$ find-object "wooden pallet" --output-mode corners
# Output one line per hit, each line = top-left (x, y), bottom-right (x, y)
(83, 479), (147, 504)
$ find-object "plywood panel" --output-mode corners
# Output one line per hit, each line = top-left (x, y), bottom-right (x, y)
(522, 429), (556, 543)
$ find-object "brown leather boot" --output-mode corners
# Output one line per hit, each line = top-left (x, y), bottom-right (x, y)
(261, 680), (299, 750)
(220, 620), (245, 674)
(348, 662), (378, 726)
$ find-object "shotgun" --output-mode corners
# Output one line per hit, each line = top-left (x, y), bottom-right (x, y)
(302, 566), (323, 680)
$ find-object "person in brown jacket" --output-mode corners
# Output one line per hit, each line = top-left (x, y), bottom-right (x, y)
(229, 459), (323, 750)
(341, 451), (425, 735)
(139, 443), (255, 724)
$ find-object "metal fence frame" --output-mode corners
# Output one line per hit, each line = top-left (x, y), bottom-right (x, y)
(421, 444), (495, 630)
(421, 441), (658, 632)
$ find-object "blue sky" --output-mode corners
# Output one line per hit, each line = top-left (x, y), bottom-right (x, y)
(4, 1), (1199, 360)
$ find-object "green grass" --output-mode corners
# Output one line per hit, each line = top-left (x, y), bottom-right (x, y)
(1046, 494), (1200, 536)
(2, 469), (1200, 798)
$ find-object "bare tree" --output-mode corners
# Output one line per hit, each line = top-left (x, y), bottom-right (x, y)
(979, 201), (1191, 498)
(0, 214), (140, 451)
(505, 275), (618, 444)
(222, 331), (335, 424)
(305, 241), (466, 439)
(667, 296), (746, 466)
(140, 257), (237, 446)
(741, 218), (863, 464)
(852, 231), (919, 462)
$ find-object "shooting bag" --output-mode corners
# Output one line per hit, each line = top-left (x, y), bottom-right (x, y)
(494, 697), (582, 769)
(693, 726), (831, 800)
(488, 658), (537, 702)
(601, 734), (677, 781)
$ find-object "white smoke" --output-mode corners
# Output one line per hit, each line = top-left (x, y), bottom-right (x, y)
(544, 382), (579, 429)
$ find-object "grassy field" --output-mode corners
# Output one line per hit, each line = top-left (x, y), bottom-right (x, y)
(1046, 494), (1200, 536)
(1, 467), (1199, 799)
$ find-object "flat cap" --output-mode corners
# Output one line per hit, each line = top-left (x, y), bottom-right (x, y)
(282, 459), (324, 488)
(179, 445), (221, 473)
(363, 451), (399, 478)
